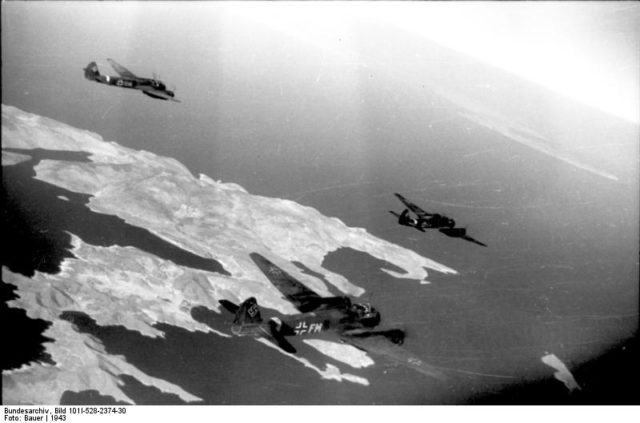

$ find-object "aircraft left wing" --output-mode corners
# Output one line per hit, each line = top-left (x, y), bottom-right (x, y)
(249, 253), (325, 313)
(341, 331), (447, 381)
(107, 58), (139, 79)
(394, 193), (433, 219)
(460, 235), (487, 247)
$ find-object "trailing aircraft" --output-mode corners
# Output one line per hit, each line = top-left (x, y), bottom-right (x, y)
(391, 193), (487, 247)
(83, 58), (180, 102)
(218, 253), (445, 379)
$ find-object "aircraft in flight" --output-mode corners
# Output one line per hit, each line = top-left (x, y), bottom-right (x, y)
(219, 253), (445, 379)
(83, 59), (180, 102)
(219, 252), (404, 354)
(392, 193), (487, 247)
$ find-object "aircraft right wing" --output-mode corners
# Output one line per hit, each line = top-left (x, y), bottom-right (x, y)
(249, 253), (325, 313)
(394, 193), (433, 219)
(107, 58), (139, 79)
(460, 235), (487, 247)
(438, 228), (487, 247)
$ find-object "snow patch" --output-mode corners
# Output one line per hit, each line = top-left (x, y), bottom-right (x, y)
(304, 339), (374, 368)
(2, 150), (31, 166)
(541, 353), (581, 392)
(257, 339), (369, 386)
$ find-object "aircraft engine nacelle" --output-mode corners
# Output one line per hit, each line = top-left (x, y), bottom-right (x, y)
(361, 310), (381, 328)
(353, 303), (381, 328)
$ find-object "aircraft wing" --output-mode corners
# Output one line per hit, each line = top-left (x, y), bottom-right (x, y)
(341, 331), (447, 381)
(250, 253), (325, 313)
(438, 228), (487, 247)
(461, 235), (487, 247)
(265, 319), (297, 354)
(107, 58), (139, 79)
(394, 193), (433, 219)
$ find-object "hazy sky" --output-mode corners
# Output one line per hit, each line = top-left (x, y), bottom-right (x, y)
(365, 2), (640, 123)
(227, 2), (640, 123)
(3, 2), (639, 120)
(2, 2), (638, 193)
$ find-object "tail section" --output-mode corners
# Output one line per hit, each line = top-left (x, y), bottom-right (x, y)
(83, 61), (101, 81)
(233, 297), (263, 326)
(219, 299), (239, 314)
(220, 297), (297, 353)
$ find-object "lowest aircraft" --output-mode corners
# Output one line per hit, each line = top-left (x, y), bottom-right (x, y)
(392, 193), (487, 247)
(83, 58), (180, 102)
(219, 252), (445, 379)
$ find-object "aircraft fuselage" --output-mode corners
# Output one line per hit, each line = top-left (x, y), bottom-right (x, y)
(88, 73), (176, 101)
(279, 308), (349, 336)
(231, 306), (378, 339)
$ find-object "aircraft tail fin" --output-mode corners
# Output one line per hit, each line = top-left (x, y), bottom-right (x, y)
(233, 297), (263, 326)
(222, 298), (297, 353)
(83, 61), (101, 81)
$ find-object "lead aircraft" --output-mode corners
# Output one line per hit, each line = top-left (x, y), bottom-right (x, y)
(219, 253), (445, 379)
(83, 59), (180, 102)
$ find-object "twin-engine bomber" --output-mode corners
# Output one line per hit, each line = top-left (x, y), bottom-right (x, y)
(84, 58), (180, 102)
(219, 253), (446, 380)
(391, 193), (487, 247)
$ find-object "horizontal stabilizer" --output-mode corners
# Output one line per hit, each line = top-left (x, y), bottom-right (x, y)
(219, 299), (239, 314)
